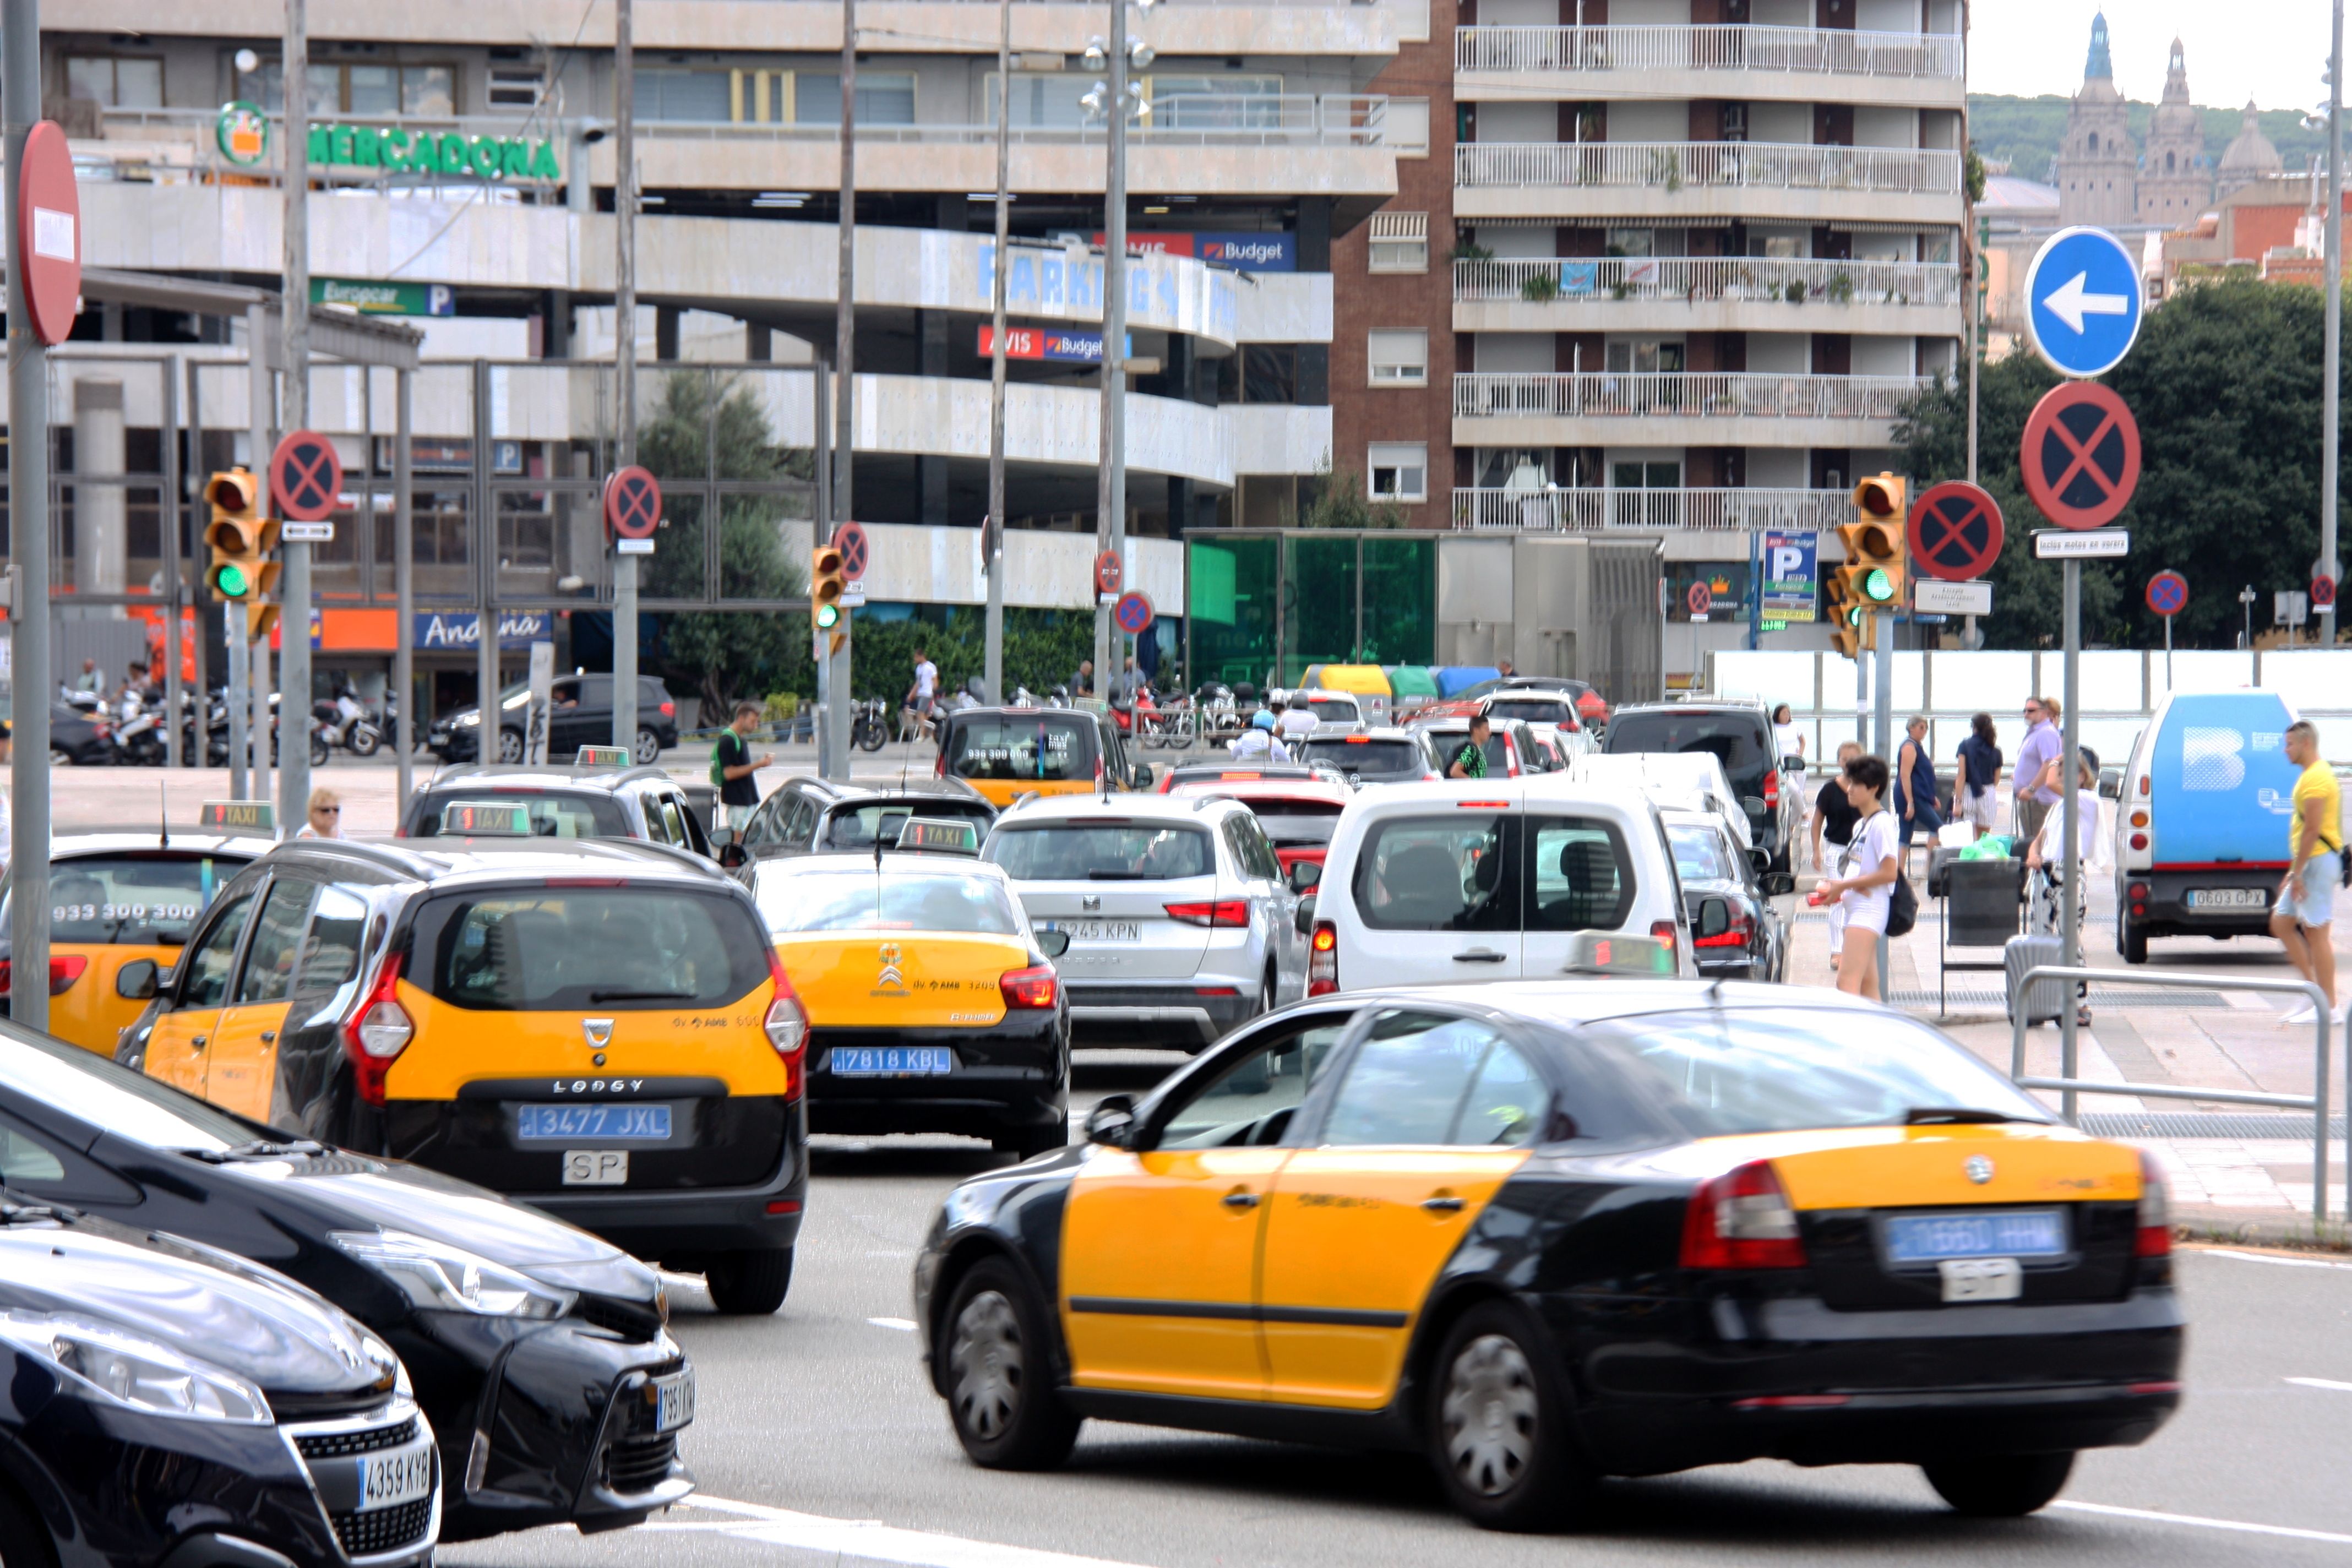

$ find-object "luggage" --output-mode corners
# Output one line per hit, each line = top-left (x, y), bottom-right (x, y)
(2004, 933), (2066, 1026)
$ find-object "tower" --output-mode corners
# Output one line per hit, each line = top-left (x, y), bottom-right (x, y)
(2054, 12), (2138, 228)
(2137, 39), (2213, 226)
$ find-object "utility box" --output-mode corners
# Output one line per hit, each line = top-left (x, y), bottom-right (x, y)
(1435, 535), (1663, 706)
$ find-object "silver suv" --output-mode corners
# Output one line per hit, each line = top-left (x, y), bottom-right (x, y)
(982, 794), (1305, 1051)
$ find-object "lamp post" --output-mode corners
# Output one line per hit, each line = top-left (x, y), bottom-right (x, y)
(984, 0), (1011, 704)
(2241, 584), (2257, 650)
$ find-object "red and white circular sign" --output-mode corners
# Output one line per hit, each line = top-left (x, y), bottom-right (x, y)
(18, 122), (81, 347)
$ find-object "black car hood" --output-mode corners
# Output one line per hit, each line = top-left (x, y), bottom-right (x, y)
(0, 1211), (393, 1394)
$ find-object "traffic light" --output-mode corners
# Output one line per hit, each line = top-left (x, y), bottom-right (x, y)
(1825, 576), (1864, 660)
(1838, 473), (1907, 614)
(204, 469), (281, 637)
(810, 543), (847, 656)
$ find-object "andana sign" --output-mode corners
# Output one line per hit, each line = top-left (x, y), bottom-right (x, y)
(214, 104), (560, 183)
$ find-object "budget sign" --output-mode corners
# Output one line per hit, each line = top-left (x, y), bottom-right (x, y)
(1761, 530), (1819, 624)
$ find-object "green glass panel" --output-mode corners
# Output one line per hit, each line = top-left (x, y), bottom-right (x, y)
(1281, 536), (1359, 685)
(1188, 536), (1277, 690)
(1362, 537), (1436, 667)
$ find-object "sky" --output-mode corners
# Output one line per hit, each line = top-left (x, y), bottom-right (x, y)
(1968, 0), (2335, 113)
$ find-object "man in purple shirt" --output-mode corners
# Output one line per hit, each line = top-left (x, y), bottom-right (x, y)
(2011, 696), (2063, 847)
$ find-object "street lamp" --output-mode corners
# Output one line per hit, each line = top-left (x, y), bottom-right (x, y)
(2241, 584), (2258, 650)
(1088, 0), (1158, 694)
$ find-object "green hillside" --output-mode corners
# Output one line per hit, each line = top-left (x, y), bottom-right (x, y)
(1968, 94), (2327, 185)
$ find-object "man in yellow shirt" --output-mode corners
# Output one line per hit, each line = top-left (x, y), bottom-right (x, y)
(2271, 719), (2343, 1023)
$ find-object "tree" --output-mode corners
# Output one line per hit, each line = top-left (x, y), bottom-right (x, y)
(1299, 456), (1411, 530)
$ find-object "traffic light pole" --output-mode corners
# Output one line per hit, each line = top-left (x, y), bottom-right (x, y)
(612, 0), (639, 761)
(280, 0), (312, 835)
(6, 0), (53, 1031)
(2060, 558), (2083, 1121)
(1873, 606), (1892, 995)
(228, 606), (249, 802)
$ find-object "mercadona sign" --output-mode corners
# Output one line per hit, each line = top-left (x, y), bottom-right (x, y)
(216, 101), (561, 183)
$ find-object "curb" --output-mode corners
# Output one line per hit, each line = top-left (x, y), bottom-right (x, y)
(2174, 1207), (2352, 1253)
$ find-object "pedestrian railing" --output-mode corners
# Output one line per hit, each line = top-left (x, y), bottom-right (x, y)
(1454, 23), (1964, 79)
(1451, 255), (1962, 307)
(1450, 484), (1850, 533)
(1453, 139), (1961, 194)
(1452, 371), (1927, 422)
(2008, 965), (2338, 1222)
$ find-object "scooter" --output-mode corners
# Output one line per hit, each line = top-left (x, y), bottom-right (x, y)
(851, 697), (890, 752)
(110, 691), (169, 767)
(313, 691), (385, 758)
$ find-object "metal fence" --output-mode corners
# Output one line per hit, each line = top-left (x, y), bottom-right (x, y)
(1451, 485), (1850, 533)
(1454, 23), (1964, 78)
(1452, 255), (1962, 307)
(1453, 139), (1962, 194)
(1452, 371), (1928, 422)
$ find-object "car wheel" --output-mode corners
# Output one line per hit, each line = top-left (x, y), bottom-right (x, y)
(0, 1481), (58, 1568)
(634, 727), (662, 765)
(1428, 1302), (1593, 1532)
(941, 1258), (1080, 1471)
(704, 1247), (793, 1315)
(2120, 919), (2148, 965)
(1921, 1452), (2076, 1517)
(1258, 967), (1278, 1018)
(348, 726), (381, 758)
(497, 727), (526, 765)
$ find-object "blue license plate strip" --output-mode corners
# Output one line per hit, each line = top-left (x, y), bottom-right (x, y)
(517, 1103), (674, 1142)
(1883, 1209), (2067, 1264)
(828, 1046), (955, 1077)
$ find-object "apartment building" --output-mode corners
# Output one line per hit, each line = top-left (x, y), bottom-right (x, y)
(1331, 0), (1966, 656)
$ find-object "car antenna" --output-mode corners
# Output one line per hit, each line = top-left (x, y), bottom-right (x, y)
(157, 778), (170, 848)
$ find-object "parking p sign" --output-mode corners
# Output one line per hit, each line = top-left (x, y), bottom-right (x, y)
(1761, 530), (1819, 624)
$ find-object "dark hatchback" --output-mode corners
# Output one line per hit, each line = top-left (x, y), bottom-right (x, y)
(426, 676), (680, 767)
(0, 1193), (437, 1568)
(0, 1023), (694, 1544)
(1660, 808), (1790, 982)
(1604, 702), (1805, 874)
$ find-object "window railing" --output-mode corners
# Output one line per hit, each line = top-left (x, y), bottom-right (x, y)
(1455, 24), (1963, 79)
(1452, 371), (1929, 421)
(1453, 139), (1961, 194)
(1452, 484), (1854, 532)
(1453, 255), (1961, 307)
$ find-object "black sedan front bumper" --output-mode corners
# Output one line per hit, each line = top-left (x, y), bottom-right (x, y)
(808, 1013), (1069, 1141)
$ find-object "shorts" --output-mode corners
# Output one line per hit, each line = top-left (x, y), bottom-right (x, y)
(1898, 800), (1942, 846)
(1959, 784), (2000, 830)
(2278, 851), (2342, 927)
(1841, 890), (1890, 937)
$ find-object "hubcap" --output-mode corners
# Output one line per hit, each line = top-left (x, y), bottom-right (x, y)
(948, 1290), (1024, 1441)
(1440, 1333), (1538, 1498)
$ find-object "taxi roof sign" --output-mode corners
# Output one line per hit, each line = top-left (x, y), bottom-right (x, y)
(574, 745), (632, 768)
(894, 816), (982, 855)
(199, 799), (276, 834)
(439, 801), (536, 836)
(1559, 930), (1677, 977)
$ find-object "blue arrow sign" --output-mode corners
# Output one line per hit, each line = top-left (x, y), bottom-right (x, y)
(2024, 226), (2143, 379)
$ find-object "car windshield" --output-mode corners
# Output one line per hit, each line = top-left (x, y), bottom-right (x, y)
(1576, 1009), (2051, 1136)
(0, 1023), (258, 1152)
(411, 888), (770, 1010)
(1666, 824), (1736, 881)
(411, 790), (630, 839)
(1607, 712), (1767, 790)
(986, 823), (1215, 881)
(1239, 799), (1343, 847)
(4, 853), (243, 945)
(945, 716), (1094, 783)
(758, 870), (1022, 935)
(824, 800), (994, 852)
(1300, 738), (1421, 777)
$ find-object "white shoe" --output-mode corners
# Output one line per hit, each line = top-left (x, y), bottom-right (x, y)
(2284, 1004), (2318, 1026)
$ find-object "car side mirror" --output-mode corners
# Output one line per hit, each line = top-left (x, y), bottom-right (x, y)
(1697, 897), (1731, 939)
(1747, 848), (1772, 876)
(1131, 763), (1154, 790)
(1036, 928), (1072, 960)
(116, 959), (160, 1000)
(2098, 767), (2122, 801)
(1293, 894), (1317, 936)
(717, 842), (748, 869)
(1288, 860), (1322, 894)
(1760, 872), (1796, 897)
(1742, 797), (1768, 822)
(1085, 1094), (1136, 1147)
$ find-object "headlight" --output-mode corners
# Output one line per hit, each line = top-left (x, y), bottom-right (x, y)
(0, 1311), (271, 1424)
(330, 1231), (576, 1319)
(454, 712), (479, 728)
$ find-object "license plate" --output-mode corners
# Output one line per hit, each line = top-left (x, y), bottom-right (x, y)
(519, 1103), (673, 1142)
(2187, 888), (2268, 910)
(827, 1046), (954, 1076)
(1045, 919), (1141, 944)
(1884, 1209), (2067, 1263)
(655, 1369), (696, 1433)
(360, 1443), (434, 1510)
(1939, 1257), (2024, 1302)
(562, 1150), (629, 1185)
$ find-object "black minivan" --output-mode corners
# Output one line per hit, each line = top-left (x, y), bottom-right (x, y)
(1603, 701), (1806, 874)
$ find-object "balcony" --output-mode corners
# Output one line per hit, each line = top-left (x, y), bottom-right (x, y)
(1455, 25), (1964, 106)
(1452, 255), (1961, 334)
(1452, 369), (1926, 445)
(1453, 484), (1851, 533)
(1452, 139), (1962, 225)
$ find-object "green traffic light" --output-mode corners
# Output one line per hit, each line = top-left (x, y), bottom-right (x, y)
(814, 602), (841, 630)
(215, 564), (249, 598)
(1860, 567), (1895, 603)
(1845, 603), (1865, 628)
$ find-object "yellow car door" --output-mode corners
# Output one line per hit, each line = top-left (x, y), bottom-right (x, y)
(1060, 1011), (1355, 1402)
(141, 889), (257, 1098)
(1259, 1011), (1545, 1409)
(205, 876), (317, 1124)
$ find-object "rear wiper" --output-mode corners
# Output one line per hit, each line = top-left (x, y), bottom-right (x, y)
(590, 988), (695, 1003)
(183, 1139), (331, 1163)
(1903, 1107), (2032, 1125)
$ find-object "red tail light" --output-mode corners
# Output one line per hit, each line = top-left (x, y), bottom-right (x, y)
(1649, 919), (1680, 965)
(0, 956), (89, 998)
(765, 951), (808, 1099)
(659, 700), (674, 718)
(1762, 765), (1779, 809)
(1307, 921), (1338, 996)
(935, 745), (947, 777)
(342, 951), (415, 1107)
(1680, 1160), (1806, 1270)
(1164, 900), (1251, 928)
(1693, 907), (1754, 950)
(1000, 965), (1059, 1009)
(2135, 1148), (2172, 1257)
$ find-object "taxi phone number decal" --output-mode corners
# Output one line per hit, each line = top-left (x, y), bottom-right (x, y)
(55, 902), (200, 923)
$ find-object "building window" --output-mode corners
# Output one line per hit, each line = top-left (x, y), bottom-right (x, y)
(1383, 97), (1430, 156)
(1604, 338), (1685, 373)
(1369, 443), (1428, 503)
(487, 66), (545, 111)
(640, 70), (733, 122)
(236, 59), (456, 117)
(1368, 211), (1428, 273)
(1368, 329), (1429, 386)
(796, 72), (917, 126)
(65, 56), (163, 109)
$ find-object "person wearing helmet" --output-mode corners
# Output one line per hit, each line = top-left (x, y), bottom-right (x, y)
(1228, 707), (1292, 763)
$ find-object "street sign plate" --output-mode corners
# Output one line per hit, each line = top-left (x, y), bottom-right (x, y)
(2278, 591), (2311, 625)
(1114, 591), (1155, 635)
(2024, 225), (2144, 379)
(1908, 481), (2004, 582)
(2315, 575), (2338, 610)
(604, 465), (662, 541)
(1914, 579), (1992, 616)
(841, 580), (867, 608)
(2146, 570), (2188, 617)
(1095, 550), (1124, 597)
(616, 538), (655, 555)
(2034, 528), (2130, 559)
(2022, 381), (2141, 530)
(199, 799), (276, 833)
(18, 122), (80, 347)
(835, 520), (870, 581)
(269, 429), (344, 523)
(1686, 580), (1712, 616)
(280, 521), (335, 543)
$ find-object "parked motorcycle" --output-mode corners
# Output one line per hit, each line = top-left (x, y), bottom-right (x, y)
(312, 689), (385, 758)
(108, 690), (169, 767)
(851, 696), (890, 753)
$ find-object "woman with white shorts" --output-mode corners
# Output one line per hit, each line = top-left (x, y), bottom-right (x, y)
(1815, 752), (1901, 1003)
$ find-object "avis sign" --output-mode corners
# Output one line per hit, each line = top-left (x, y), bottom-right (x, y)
(1760, 531), (1819, 624)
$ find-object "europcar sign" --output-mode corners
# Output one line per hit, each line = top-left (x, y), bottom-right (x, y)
(215, 104), (561, 182)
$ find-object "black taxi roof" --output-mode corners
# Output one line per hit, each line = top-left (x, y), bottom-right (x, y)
(251, 834), (728, 890)
(420, 763), (682, 792)
(46, 829), (280, 858)
(790, 775), (991, 804)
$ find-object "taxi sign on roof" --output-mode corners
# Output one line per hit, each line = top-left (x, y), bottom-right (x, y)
(894, 817), (982, 854)
(199, 799), (276, 833)
(440, 801), (536, 836)
(574, 745), (631, 767)
(1560, 930), (1676, 977)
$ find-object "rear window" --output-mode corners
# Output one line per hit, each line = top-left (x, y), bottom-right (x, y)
(822, 800), (994, 852)
(1605, 711), (1767, 788)
(15, 853), (242, 946)
(1575, 1009), (2049, 1136)
(411, 888), (769, 1011)
(1301, 738), (1422, 777)
(1241, 799), (1342, 848)
(410, 791), (630, 840)
(1353, 814), (1634, 932)
(945, 716), (1095, 784)
(1487, 698), (1574, 727)
(1666, 823), (1736, 881)
(986, 823), (1215, 882)
(757, 871), (1021, 936)
(1423, 727), (1510, 773)
(1307, 698), (1359, 725)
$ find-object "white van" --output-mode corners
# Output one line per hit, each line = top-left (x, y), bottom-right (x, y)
(1298, 777), (1694, 992)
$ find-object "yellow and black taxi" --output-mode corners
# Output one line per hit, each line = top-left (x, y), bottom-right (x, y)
(117, 830), (809, 1314)
(936, 706), (1156, 809)
(914, 948), (2180, 1530)
(0, 828), (274, 1055)
(751, 843), (1072, 1159)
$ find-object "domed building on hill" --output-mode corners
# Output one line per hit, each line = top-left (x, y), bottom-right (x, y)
(2214, 101), (2285, 200)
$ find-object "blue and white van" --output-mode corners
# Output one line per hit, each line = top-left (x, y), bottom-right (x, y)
(2113, 689), (2301, 963)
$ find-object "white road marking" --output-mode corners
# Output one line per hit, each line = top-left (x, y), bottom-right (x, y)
(867, 1316), (919, 1331)
(645, 1495), (1158, 1567)
(2204, 1248), (2352, 1271)
(2288, 1377), (2352, 1393)
(2054, 1500), (2352, 1545)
